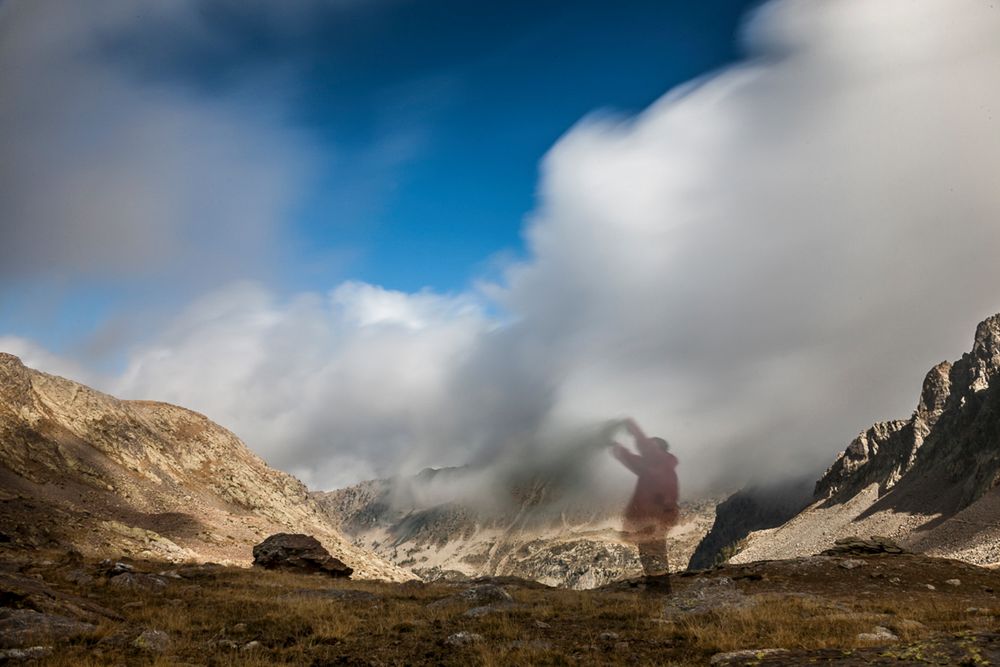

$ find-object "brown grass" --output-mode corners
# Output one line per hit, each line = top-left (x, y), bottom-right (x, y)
(4, 551), (999, 666)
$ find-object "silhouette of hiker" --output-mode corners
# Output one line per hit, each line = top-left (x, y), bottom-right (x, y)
(610, 418), (679, 592)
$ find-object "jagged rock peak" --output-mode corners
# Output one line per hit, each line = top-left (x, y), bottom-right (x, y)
(815, 312), (1000, 503)
(0, 353), (32, 406)
(0, 352), (25, 367)
(0, 353), (28, 380)
(972, 313), (1000, 357)
(966, 313), (1000, 392)
(916, 361), (951, 425)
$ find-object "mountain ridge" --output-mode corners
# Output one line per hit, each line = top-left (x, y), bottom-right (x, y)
(730, 313), (1000, 565)
(0, 353), (411, 581)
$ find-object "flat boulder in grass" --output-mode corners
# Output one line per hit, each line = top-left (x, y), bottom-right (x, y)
(821, 536), (907, 556)
(252, 533), (353, 578)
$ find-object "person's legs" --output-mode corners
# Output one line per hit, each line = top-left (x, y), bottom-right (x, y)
(624, 522), (671, 592)
(637, 537), (669, 578)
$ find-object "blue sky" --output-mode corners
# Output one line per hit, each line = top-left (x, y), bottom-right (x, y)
(0, 0), (758, 359)
(281, 0), (760, 292)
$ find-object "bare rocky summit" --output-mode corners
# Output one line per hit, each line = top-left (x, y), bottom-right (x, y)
(731, 313), (1000, 566)
(0, 353), (410, 581)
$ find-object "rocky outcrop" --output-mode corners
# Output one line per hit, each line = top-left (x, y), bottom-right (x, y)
(821, 536), (906, 556)
(813, 359), (952, 502)
(0, 354), (410, 581)
(252, 533), (353, 577)
(731, 313), (1000, 566)
(814, 315), (1000, 512)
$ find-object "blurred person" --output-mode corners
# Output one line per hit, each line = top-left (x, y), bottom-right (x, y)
(610, 418), (679, 592)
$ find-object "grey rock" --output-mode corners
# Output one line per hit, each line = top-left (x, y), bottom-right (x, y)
(944, 578), (961, 586)
(252, 533), (353, 578)
(0, 646), (53, 661)
(429, 583), (514, 611)
(857, 626), (898, 643)
(458, 584), (512, 605)
(0, 609), (96, 649)
(133, 629), (170, 652)
(822, 536), (905, 556)
(710, 649), (789, 665)
(109, 572), (167, 591)
(838, 559), (865, 570)
(100, 561), (134, 576)
(444, 631), (484, 646)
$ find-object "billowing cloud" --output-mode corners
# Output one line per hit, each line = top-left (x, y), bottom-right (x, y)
(6, 0), (1000, 496)
(112, 282), (490, 489)
(0, 0), (314, 283)
(496, 0), (1000, 489)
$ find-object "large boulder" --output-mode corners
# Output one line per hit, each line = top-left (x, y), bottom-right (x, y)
(252, 533), (353, 577)
(0, 609), (96, 649)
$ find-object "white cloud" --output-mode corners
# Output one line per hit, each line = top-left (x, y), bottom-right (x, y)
(0, 0), (314, 283)
(5, 0), (1000, 496)
(496, 0), (1000, 489)
(111, 282), (490, 489)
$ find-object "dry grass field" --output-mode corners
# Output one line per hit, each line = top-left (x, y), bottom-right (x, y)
(1, 546), (998, 666)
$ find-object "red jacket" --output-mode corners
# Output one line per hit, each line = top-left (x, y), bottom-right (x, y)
(613, 439), (679, 527)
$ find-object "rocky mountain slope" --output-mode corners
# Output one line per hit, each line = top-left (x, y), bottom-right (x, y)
(731, 313), (1000, 565)
(687, 474), (816, 570)
(0, 353), (410, 581)
(316, 465), (720, 589)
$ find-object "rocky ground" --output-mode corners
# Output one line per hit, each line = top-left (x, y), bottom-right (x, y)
(1, 542), (997, 666)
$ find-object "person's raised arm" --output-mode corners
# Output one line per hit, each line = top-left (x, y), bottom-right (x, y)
(611, 442), (644, 475)
(624, 418), (647, 442)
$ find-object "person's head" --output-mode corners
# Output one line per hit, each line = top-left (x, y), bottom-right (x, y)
(650, 437), (670, 452)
